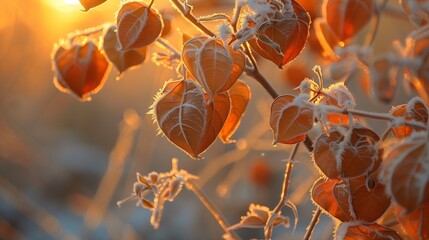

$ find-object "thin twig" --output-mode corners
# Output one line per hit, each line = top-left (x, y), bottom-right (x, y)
(363, 0), (388, 47)
(303, 208), (322, 240)
(68, 25), (107, 45)
(156, 38), (181, 58)
(264, 143), (300, 239)
(169, 0), (216, 37)
(186, 180), (240, 239)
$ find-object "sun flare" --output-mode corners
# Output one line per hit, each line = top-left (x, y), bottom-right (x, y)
(45, 0), (82, 12)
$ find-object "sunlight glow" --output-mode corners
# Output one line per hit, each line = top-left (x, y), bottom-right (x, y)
(45, 0), (82, 12)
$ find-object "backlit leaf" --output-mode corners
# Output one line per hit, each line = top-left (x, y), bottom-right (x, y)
(313, 126), (381, 179)
(52, 41), (109, 101)
(390, 97), (429, 138)
(311, 178), (352, 221)
(335, 176), (390, 222)
(152, 80), (229, 159)
(79, 0), (106, 11)
(219, 80), (251, 143)
(396, 203), (429, 239)
(335, 223), (402, 240)
(324, 0), (374, 41)
(182, 36), (245, 101)
(384, 132), (429, 212)
(153, 80), (207, 159)
(270, 95), (314, 144)
(116, 2), (163, 51)
(103, 26), (147, 75)
(313, 18), (343, 57)
(248, 0), (310, 68)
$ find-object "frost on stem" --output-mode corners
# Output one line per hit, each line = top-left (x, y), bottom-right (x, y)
(117, 158), (197, 229)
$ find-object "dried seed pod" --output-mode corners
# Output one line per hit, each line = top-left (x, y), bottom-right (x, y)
(52, 41), (109, 101)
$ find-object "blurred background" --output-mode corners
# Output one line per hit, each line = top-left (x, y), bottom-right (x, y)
(0, 0), (417, 239)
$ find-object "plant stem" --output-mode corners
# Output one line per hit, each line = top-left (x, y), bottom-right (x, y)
(363, 0), (388, 47)
(309, 94), (428, 130)
(264, 143), (299, 239)
(303, 208), (322, 240)
(156, 38), (181, 59)
(68, 25), (107, 45)
(169, 0), (215, 37)
(186, 179), (240, 239)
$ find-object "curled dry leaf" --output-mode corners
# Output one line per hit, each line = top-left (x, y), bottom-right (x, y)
(248, 0), (310, 68)
(152, 79), (230, 159)
(79, 0), (107, 11)
(384, 132), (429, 212)
(396, 202), (429, 239)
(335, 222), (402, 240)
(229, 204), (289, 230)
(116, 2), (163, 51)
(370, 56), (399, 103)
(52, 41), (109, 101)
(317, 82), (356, 125)
(219, 80), (251, 143)
(390, 97), (429, 138)
(313, 125), (381, 179)
(182, 36), (245, 101)
(270, 95), (314, 144)
(103, 26), (147, 75)
(324, 0), (374, 41)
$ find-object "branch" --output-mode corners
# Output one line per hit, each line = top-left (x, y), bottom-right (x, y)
(169, 0), (216, 37)
(186, 180), (240, 239)
(264, 143), (300, 239)
(303, 208), (322, 240)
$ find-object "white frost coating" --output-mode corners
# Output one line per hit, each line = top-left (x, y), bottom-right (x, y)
(117, 6), (149, 50)
(332, 128), (351, 174)
(218, 23), (233, 43)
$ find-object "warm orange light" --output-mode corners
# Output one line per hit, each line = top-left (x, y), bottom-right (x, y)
(44, 0), (82, 12)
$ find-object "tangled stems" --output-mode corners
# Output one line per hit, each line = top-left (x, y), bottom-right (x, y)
(168, 2), (317, 238)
